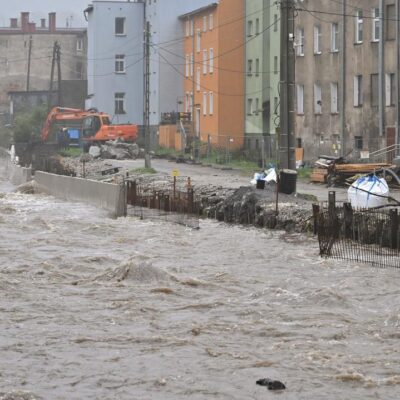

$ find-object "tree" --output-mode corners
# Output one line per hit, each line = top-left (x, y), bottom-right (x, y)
(12, 104), (48, 143)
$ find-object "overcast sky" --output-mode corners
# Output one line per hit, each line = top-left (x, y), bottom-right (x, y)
(0, 0), (122, 28)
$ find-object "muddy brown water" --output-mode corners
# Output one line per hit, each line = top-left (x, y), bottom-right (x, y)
(1, 176), (400, 400)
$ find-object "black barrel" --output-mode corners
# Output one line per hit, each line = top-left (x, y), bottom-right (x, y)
(279, 169), (297, 194)
(256, 179), (266, 189)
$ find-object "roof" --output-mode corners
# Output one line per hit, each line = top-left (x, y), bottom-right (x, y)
(178, 2), (218, 20)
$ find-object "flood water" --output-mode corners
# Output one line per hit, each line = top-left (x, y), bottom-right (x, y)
(1, 175), (400, 400)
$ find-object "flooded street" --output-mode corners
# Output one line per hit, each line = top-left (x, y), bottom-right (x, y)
(1, 177), (400, 399)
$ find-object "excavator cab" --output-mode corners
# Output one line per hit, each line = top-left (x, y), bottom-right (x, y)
(82, 115), (102, 139)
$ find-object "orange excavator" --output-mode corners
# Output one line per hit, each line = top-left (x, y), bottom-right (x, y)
(41, 107), (138, 150)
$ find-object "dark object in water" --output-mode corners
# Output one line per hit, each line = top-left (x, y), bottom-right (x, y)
(256, 378), (286, 390)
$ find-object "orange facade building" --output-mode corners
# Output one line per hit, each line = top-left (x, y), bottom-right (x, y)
(180, 0), (245, 150)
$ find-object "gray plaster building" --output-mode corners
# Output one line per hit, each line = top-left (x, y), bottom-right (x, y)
(0, 12), (87, 115)
(295, 0), (399, 162)
(84, 1), (144, 125)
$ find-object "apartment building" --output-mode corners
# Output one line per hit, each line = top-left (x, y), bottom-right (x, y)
(245, 0), (280, 150)
(180, 0), (245, 149)
(0, 12), (87, 114)
(84, 1), (144, 125)
(295, 0), (399, 162)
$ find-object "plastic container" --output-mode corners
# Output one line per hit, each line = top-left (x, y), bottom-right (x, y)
(279, 169), (297, 194)
(256, 180), (266, 189)
(348, 175), (389, 209)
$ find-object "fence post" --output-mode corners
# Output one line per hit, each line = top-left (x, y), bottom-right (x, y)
(312, 203), (320, 235)
(343, 202), (353, 239)
(328, 191), (336, 213)
(389, 208), (398, 249)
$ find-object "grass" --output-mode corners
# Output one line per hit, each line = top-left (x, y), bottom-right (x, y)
(131, 167), (157, 174)
(297, 167), (312, 180)
(58, 147), (83, 157)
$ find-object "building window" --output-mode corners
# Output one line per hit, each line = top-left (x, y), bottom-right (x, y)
(115, 17), (125, 35)
(274, 97), (279, 115)
(274, 14), (278, 32)
(296, 84), (304, 114)
(314, 26), (322, 54)
(115, 93), (125, 114)
(190, 20), (194, 36)
(331, 82), (338, 114)
(185, 92), (190, 112)
(196, 68), (201, 91)
(76, 62), (83, 79)
(247, 20), (253, 36)
(247, 59), (253, 75)
(76, 38), (83, 51)
(185, 54), (189, 77)
(209, 91), (214, 115)
(203, 49), (208, 74)
(185, 20), (190, 37)
(331, 23), (339, 52)
(203, 16), (207, 32)
(255, 58), (260, 76)
(386, 4), (396, 40)
(371, 73), (379, 107)
(355, 10), (363, 43)
(372, 8), (380, 42)
(247, 98), (253, 115)
(273, 56), (278, 74)
(203, 92), (207, 115)
(255, 98), (259, 115)
(354, 75), (363, 106)
(209, 48), (214, 73)
(355, 136), (363, 150)
(297, 28), (304, 56)
(190, 53), (194, 76)
(314, 84), (322, 114)
(386, 73), (395, 106)
(196, 29), (201, 52)
(115, 55), (125, 73)
(255, 18), (260, 35)
(209, 14), (214, 30)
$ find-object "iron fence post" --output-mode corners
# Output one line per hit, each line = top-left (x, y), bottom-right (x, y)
(390, 208), (399, 249)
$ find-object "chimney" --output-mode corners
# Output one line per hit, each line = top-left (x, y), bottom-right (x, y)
(21, 12), (29, 33)
(40, 18), (46, 29)
(49, 12), (56, 33)
(28, 22), (36, 33)
(10, 18), (18, 28)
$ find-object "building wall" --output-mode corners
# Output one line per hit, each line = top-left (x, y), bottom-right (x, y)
(218, 0), (245, 148)
(146, 0), (211, 126)
(182, 0), (244, 150)
(0, 15), (86, 114)
(85, 1), (144, 125)
(295, 0), (397, 162)
(245, 0), (280, 143)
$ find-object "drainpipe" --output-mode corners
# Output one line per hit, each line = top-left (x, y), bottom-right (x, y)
(340, 0), (346, 157)
(379, 0), (385, 138)
(396, 0), (400, 152)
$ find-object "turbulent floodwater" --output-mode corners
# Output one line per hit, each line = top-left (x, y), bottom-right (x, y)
(1, 177), (400, 400)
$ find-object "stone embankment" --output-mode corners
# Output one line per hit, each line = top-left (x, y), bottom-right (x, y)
(2, 151), (315, 232)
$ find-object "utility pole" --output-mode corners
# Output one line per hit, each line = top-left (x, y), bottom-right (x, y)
(279, 0), (296, 170)
(56, 43), (62, 106)
(396, 0), (400, 150)
(48, 41), (57, 109)
(26, 35), (33, 91)
(340, 0), (347, 157)
(378, 0), (385, 137)
(144, 20), (151, 168)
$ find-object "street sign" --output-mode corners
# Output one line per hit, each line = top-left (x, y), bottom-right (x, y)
(172, 169), (180, 177)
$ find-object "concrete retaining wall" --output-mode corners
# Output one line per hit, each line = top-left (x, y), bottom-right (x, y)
(1, 157), (32, 186)
(35, 171), (126, 217)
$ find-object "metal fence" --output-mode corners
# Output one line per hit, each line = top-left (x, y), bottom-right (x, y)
(125, 179), (200, 228)
(313, 192), (400, 268)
